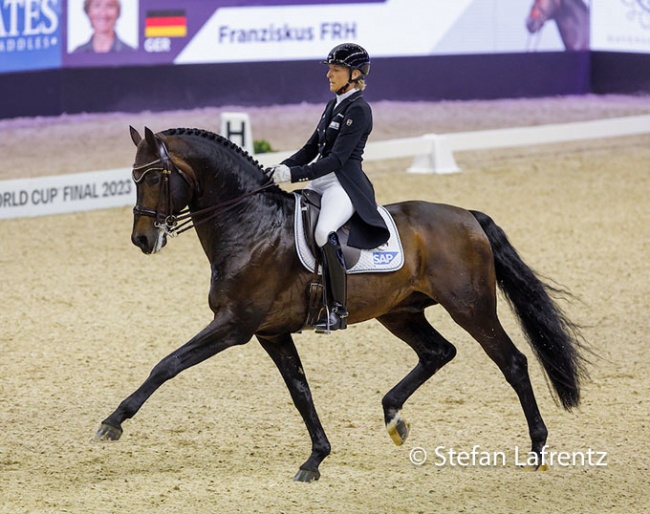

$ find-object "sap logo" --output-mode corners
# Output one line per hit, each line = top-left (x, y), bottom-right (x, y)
(373, 251), (398, 265)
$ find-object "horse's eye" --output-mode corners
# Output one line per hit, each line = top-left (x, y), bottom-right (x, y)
(147, 174), (160, 186)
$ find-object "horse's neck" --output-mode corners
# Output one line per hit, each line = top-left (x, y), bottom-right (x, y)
(173, 135), (292, 264)
(196, 196), (292, 268)
(191, 155), (266, 209)
(191, 167), (292, 265)
(554, 0), (589, 50)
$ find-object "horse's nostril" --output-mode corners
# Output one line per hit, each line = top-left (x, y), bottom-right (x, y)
(132, 234), (150, 251)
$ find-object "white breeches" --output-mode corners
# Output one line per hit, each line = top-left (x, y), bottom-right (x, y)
(307, 173), (355, 247)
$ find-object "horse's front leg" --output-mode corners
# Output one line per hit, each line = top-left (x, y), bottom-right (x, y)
(256, 334), (331, 483)
(95, 318), (251, 440)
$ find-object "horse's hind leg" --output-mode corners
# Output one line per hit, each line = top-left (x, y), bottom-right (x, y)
(452, 307), (549, 465)
(377, 309), (457, 446)
(257, 333), (331, 483)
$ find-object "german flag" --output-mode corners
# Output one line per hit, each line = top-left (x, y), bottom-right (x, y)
(145, 10), (187, 38)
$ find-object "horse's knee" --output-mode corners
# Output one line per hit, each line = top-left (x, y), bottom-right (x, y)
(150, 355), (182, 382)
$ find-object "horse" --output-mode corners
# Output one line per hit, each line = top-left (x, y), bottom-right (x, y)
(95, 126), (589, 482)
(526, 0), (590, 51)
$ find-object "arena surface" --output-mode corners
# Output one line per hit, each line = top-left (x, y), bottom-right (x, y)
(1, 95), (649, 513)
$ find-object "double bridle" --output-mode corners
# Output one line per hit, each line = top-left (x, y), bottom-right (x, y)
(132, 154), (275, 237)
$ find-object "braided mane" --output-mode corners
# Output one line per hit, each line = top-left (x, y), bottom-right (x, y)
(162, 127), (265, 172)
(161, 127), (290, 204)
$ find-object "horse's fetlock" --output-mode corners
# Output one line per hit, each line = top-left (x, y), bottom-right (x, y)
(530, 427), (548, 446)
(318, 442), (332, 458)
(381, 397), (401, 416)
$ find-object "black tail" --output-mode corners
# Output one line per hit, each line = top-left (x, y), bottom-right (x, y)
(471, 210), (589, 410)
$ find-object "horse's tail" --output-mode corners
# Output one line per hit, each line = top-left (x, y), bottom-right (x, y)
(470, 210), (589, 410)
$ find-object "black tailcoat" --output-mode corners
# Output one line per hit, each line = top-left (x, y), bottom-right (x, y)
(282, 91), (390, 249)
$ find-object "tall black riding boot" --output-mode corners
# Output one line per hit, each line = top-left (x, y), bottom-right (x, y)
(313, 232), (348, 333)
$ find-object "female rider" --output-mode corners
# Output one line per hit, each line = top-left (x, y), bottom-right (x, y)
(268, 43), (389, 333)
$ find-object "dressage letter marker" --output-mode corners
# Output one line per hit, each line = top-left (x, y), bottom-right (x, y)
(220, 112), (254, 155)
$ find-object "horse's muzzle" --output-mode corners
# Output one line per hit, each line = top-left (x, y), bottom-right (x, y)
(131, 230), (167, 254)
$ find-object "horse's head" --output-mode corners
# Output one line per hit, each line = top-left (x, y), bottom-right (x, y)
(130, 126), (199, 254)
(526, 0), (558, 33)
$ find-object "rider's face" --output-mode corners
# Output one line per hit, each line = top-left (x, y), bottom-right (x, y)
(327, 65), (351, 93)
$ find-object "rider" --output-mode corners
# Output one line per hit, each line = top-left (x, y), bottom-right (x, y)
(268, 42), (390, 333)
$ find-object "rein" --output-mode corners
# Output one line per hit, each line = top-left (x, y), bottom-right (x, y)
(166, 180), (276, 236)
(132, 157), (276, 237)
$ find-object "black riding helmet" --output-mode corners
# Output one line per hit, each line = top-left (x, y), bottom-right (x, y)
(321, 43), (370, 94)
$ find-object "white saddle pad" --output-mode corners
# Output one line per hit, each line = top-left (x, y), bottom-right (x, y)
(293, 192), (404, 275)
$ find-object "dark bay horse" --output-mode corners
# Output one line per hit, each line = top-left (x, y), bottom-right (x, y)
(95, 126), (589, 482)
(526, 0), (590, 51)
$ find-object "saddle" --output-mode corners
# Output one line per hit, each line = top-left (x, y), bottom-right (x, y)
(300, 189), (361, 270)
(294, 190), (404, 331)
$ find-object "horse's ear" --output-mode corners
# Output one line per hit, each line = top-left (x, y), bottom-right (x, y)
(129, 126), (142, 146)
(144, 126), (170, 161)
(144, 126), (157, 149)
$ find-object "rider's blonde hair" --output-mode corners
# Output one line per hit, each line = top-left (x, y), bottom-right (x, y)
(352, 69), (366, 91)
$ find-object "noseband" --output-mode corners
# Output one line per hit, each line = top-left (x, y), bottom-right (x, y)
(132, 154), (196, 235)
(132, 152), (275, 237)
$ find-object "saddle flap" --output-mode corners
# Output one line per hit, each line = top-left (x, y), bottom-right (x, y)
(294, 192), (403, 275)
(300, 189), (321, 261)
(298, 190), (361, 270)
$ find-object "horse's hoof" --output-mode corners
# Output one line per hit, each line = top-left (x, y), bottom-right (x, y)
(293, 468), (320, 483)
(94, 423), (123, 441)
(523, 463), (549, 472)
(386, 413), (410, 446)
